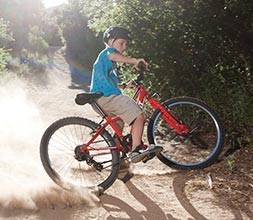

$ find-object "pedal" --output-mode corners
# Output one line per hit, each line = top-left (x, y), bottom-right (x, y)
(142, 153), (156, 163)
(142, 146), (163, 163)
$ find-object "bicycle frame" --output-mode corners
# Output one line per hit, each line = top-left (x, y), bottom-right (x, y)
(80, 82), (189, 155)
(41, 61), (223, 193)
(133, 84), (189, 135)
(81, 114), (125, 152)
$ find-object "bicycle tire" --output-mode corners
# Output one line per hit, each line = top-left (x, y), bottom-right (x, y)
(147, 97), (223, 169)
(40, 117), (120, 192)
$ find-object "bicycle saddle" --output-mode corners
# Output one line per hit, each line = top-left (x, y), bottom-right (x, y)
(75, 92), (103, 105)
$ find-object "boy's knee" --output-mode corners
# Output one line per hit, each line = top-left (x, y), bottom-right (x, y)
(117, 119), (124, 131)
(130, 113), (146, 126)
(137, 113), (146, 122)
(142, 113), (147, 121)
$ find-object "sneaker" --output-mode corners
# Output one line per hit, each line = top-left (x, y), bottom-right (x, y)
(129, 144), (163, 163)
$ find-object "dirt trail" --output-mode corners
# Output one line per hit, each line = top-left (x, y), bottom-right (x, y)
(0, 52), (250, 220)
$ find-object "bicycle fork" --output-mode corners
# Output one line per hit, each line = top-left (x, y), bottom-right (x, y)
(149, 98), (189, 135)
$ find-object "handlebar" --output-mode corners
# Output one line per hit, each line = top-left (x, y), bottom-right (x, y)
(135, 61), (147, 84)
(121, 61), (147, 89)
(137, 61), (147, 72)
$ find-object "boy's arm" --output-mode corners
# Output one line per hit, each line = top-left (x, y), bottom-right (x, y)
(109, 52), (147, 68)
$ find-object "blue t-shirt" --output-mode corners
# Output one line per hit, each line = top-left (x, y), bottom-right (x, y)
(90, 47), (121, 96)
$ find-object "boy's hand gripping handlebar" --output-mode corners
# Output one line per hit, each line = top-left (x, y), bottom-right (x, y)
(135, 61), (147, 83)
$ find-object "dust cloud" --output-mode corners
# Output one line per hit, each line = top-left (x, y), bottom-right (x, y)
(0, 77), (98, 211)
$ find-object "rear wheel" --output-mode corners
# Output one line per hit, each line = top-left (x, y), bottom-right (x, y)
(40, 117), (120, 192)
(147, 97), (223, 169)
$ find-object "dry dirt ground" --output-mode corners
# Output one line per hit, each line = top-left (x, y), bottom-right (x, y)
(0, 52), (252, 220)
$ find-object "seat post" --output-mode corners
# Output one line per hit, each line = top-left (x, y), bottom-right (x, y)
(92, 102), (107, 117)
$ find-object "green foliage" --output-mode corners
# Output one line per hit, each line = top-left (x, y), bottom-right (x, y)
(58, 0), (103, 72)
(81, 0), (253, 143)
(0, 18), (14, 47)
(226, 157), (235, 173)
(0, 47), (11, 73)
(1, 0), (251, 144)
(0, 18), (12, 74)
(0, 0), (44, 52)
(27, 26), (49, 54)
(0, 1), (63, 51)
(42, 17), (64, 47)
(0, 0), (65, 73)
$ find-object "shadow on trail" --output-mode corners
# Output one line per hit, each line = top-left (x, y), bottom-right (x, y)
(173, 172), (244, 220)
(101, 172), (246, 220)
(101, 180), (177, 220)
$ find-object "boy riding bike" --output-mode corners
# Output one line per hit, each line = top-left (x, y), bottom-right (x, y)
(90, 27), (163, 163)
(40, 27), (223, 192)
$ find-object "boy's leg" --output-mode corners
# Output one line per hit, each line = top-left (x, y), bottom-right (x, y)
(131, 113), (146, 150)
(112, 120), (133, 183)
(129, 113), (163, 163)
(96, 95), (162, 163)
(104, 113), (133, 182)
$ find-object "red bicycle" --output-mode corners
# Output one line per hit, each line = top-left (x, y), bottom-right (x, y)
(40, 62), (223, 192)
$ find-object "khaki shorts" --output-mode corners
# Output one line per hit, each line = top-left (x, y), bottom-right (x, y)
(96, 94), (142, 125)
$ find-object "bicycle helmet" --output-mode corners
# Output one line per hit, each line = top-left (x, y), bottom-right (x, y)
(103, 27), (131, 43)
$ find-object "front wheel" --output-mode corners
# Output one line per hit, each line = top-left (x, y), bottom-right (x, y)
(40, 117), (120, 192)
(147, 97), (223, 169)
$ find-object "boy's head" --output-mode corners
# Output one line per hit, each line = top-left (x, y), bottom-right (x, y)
(103, 27), (131, 53)
(103, 27), (131, 44)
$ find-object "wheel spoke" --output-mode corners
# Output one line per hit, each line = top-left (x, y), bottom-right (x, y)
(40, 117), (120, 191)
(148, 98), (223, 169)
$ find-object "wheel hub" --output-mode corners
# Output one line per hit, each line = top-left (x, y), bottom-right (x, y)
(74, 145), (89, 161)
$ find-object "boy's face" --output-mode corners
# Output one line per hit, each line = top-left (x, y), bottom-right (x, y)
(109, 38), (129, 53)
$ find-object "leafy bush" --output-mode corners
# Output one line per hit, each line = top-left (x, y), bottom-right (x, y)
(0, 47), (10, 73)
(58, 1), (103, 72)
(28, 26), (49, 54)
(0, 18), (14, 48)
(81, 0), (253, 144)
(0, 18), (13, 75)
(42, 16), (64, 47)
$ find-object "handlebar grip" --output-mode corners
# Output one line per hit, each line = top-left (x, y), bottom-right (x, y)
(137, 61), (146, 71)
